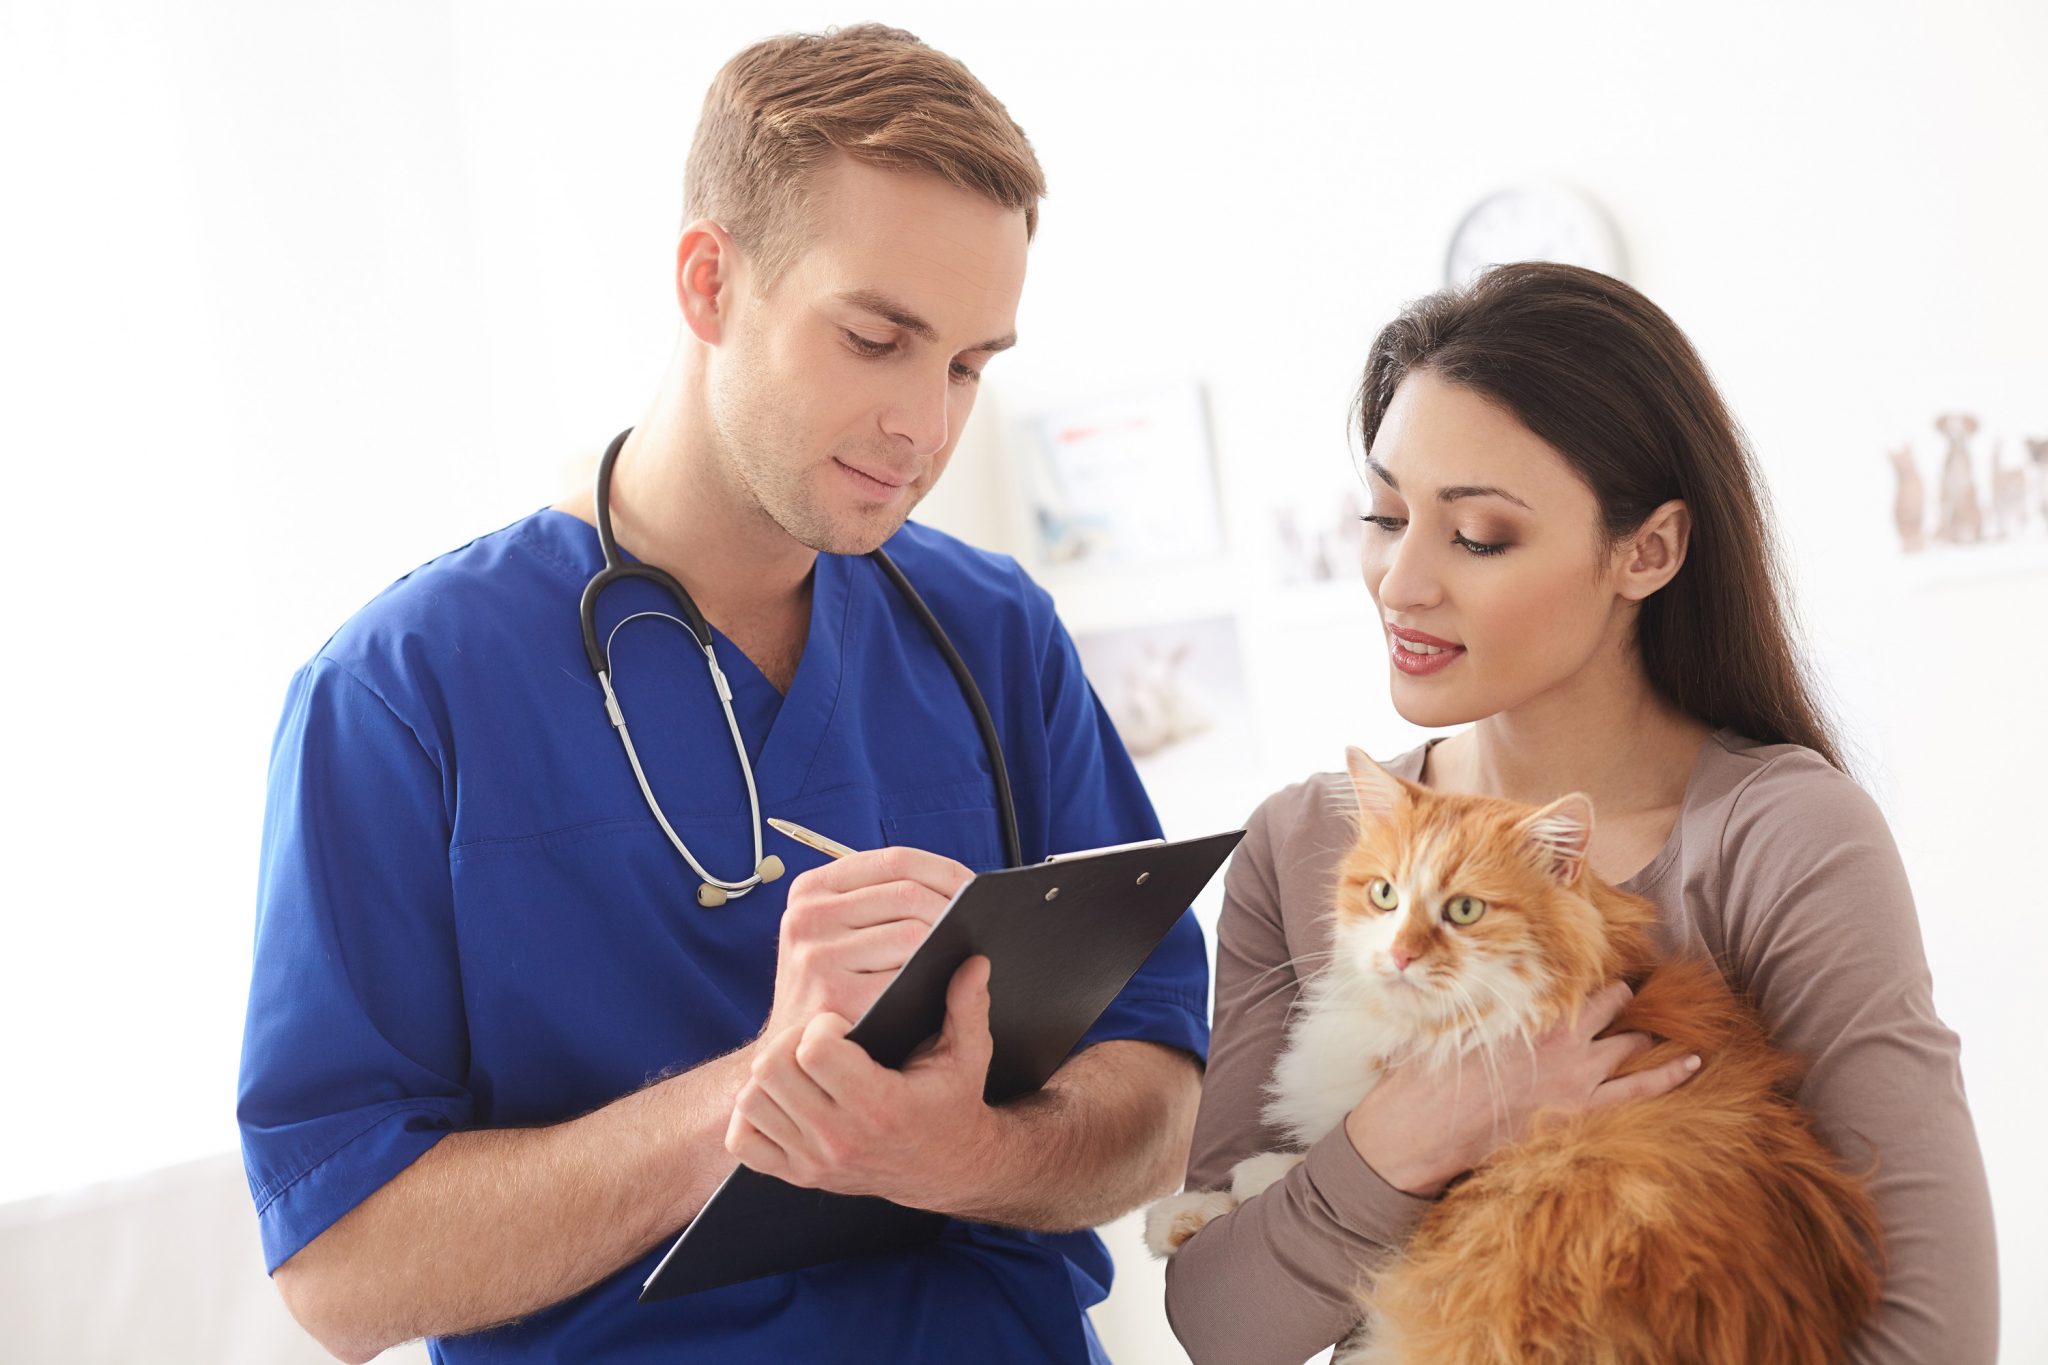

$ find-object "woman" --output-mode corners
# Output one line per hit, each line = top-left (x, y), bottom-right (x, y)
(1163, 263), (1997, 1363)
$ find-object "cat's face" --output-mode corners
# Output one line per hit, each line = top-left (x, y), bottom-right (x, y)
(1327, 747), (1623, 1038)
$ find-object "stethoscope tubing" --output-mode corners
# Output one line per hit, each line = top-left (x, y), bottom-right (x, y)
(579, 428), (1022, 903)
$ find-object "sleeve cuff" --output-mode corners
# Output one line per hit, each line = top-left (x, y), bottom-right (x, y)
(251, 1102), (463, 1273)
(1301, 1122), (1434, 1244)
(1075, 987), (1209, 1063)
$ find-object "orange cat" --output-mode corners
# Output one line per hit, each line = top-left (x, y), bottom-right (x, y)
(1148, 747), (1881, 1364)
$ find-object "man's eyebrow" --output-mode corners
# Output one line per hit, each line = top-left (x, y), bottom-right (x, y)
(1364, 456), (1531, 510)
(835, 288), (1016, 354)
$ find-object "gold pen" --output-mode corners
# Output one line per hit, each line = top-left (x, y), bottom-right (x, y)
(766, 817), (861, 861)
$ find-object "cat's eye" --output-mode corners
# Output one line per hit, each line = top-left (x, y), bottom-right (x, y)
(1445, 896), (1487, 926)
(1367, 879), (1400, 911)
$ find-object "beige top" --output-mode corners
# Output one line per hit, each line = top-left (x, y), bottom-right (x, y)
(1164, 730), (1998, 1364)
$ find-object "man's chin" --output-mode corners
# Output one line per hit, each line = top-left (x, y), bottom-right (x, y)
(789, 505), (915, 558)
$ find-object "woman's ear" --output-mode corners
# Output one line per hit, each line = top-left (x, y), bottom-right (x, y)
(1617, 499), (1691, 601)
(675, 219), (736, 345)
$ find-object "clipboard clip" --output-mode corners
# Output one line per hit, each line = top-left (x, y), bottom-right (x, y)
(1042, 837), (1167, 864)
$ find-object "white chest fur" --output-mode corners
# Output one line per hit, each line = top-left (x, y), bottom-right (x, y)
(1265, 984), (1414, 1149)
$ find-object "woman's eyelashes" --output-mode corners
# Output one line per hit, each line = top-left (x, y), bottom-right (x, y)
(842, 329), (982, 385)
(1359, 513), (1512, 557)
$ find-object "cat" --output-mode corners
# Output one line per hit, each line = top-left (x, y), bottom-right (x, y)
(1147, 747), (1881, 1365)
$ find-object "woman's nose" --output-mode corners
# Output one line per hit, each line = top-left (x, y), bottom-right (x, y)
(1372, 531), (1442, 614)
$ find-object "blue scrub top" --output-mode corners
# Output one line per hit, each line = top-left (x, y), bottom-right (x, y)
(237, 510), (1209, 1364)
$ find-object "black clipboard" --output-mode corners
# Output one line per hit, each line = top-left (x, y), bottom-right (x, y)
(639, 827), (1244, 1303)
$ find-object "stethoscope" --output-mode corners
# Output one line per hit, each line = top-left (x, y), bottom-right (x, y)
(579, 428), (1022, 906)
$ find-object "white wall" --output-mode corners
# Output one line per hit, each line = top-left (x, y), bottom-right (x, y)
(3, 1), (2041, 1360)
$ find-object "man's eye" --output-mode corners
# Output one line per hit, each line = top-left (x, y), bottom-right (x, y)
(844, 331), (894, 356)
(950, 362), (982, 385)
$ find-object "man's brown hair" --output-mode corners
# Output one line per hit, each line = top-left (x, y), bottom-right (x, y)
(683, 24), (1046, 285)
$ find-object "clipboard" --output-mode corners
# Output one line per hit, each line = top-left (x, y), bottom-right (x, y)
(639, 827), (1244, 1303)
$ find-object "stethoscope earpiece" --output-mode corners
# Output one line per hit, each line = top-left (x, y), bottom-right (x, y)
(695, 855), (783, 909)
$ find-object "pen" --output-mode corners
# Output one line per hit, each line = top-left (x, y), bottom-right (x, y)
(766, 817), (860, 861)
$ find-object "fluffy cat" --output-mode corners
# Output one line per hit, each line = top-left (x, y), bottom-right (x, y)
(1148, 748), (1881, 1365)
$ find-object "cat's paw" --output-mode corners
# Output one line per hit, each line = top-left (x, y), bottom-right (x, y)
(1228, 1150), (1304, 1202)
(1143, 1189), (1237, 1257)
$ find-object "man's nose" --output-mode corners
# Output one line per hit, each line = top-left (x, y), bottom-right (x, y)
(881, 370), (951, 459)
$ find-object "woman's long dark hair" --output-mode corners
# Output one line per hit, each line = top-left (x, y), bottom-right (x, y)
(1355, 262), (1845, 771)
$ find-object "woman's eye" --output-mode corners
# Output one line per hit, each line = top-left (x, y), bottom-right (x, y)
(1360, 515), (1407, 533)
(844, 330), (895, 356)
(1368, 879), (1400, 911)
(1444, 895), (1488, 925)
(1453, 532), (1508, 557)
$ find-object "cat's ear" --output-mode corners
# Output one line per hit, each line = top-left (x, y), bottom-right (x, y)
(1517, 793), (1595, 884)
(1346, 747), (1409, 825)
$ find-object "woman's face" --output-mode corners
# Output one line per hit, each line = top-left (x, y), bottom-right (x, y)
(1360, 370), (1631, 730)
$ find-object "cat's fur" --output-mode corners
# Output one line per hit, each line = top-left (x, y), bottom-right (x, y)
(1148, 748), (1881, 1365)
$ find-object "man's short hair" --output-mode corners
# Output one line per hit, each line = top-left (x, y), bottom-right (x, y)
(683, 24), (1046, 285)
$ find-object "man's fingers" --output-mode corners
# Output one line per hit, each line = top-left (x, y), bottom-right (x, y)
(1587, 1053), (1702, 1110)
(833, 918), (936, 973)
(788, 879), (955, 934)
(731, 1078), (810, 1154)
(792, 1012), (873, 1102)
(752, 1036), (840, 1123)
(796, 845), (975, 901)
(727, 1116), (792, 1177)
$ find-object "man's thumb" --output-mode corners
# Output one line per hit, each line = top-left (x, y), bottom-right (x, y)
(941, 955), (993, 1054)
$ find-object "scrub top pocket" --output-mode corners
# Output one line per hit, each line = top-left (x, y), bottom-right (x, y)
(880, 803), (1009, 874)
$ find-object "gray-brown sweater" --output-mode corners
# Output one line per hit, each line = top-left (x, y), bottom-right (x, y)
(1164, 730), (1998, 1364)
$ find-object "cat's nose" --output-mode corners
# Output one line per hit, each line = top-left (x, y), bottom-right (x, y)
(1389, 946), (1414, 972)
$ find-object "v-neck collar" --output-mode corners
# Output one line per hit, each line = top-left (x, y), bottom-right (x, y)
(532, 508), (853, 804)
(714, 547), (851, 803)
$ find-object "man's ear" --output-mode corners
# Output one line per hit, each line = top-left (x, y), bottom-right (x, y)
(1617, 499), (1691, 602)
(675, 219), (736, 345)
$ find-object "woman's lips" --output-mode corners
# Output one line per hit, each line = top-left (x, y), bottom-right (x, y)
(1386, 623), (1465, 677)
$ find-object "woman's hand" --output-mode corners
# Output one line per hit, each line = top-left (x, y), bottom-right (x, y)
(1344, 980), (1700, 1196)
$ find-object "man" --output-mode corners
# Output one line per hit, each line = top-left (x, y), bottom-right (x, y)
(236, 24), (1207, 1365)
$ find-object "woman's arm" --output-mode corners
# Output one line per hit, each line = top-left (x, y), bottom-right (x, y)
(1719, 755), (1998, 1364)
(1164, 785), (1435, 1365)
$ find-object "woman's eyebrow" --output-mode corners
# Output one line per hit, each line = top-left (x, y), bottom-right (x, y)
(1365, 456), (1531, 510)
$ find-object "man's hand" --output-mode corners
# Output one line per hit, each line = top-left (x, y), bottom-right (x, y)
(763, 845), (974, 1042)
(727, 955), (999, 1212)
(1345, 980), (1702, 1196)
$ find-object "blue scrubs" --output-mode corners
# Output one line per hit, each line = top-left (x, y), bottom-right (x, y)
(237, 510), (1209, 1364)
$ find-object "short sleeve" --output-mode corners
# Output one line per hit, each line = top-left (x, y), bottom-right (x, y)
(236, 658), (474, 1273)
(1031, 609), (1209, 1063)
